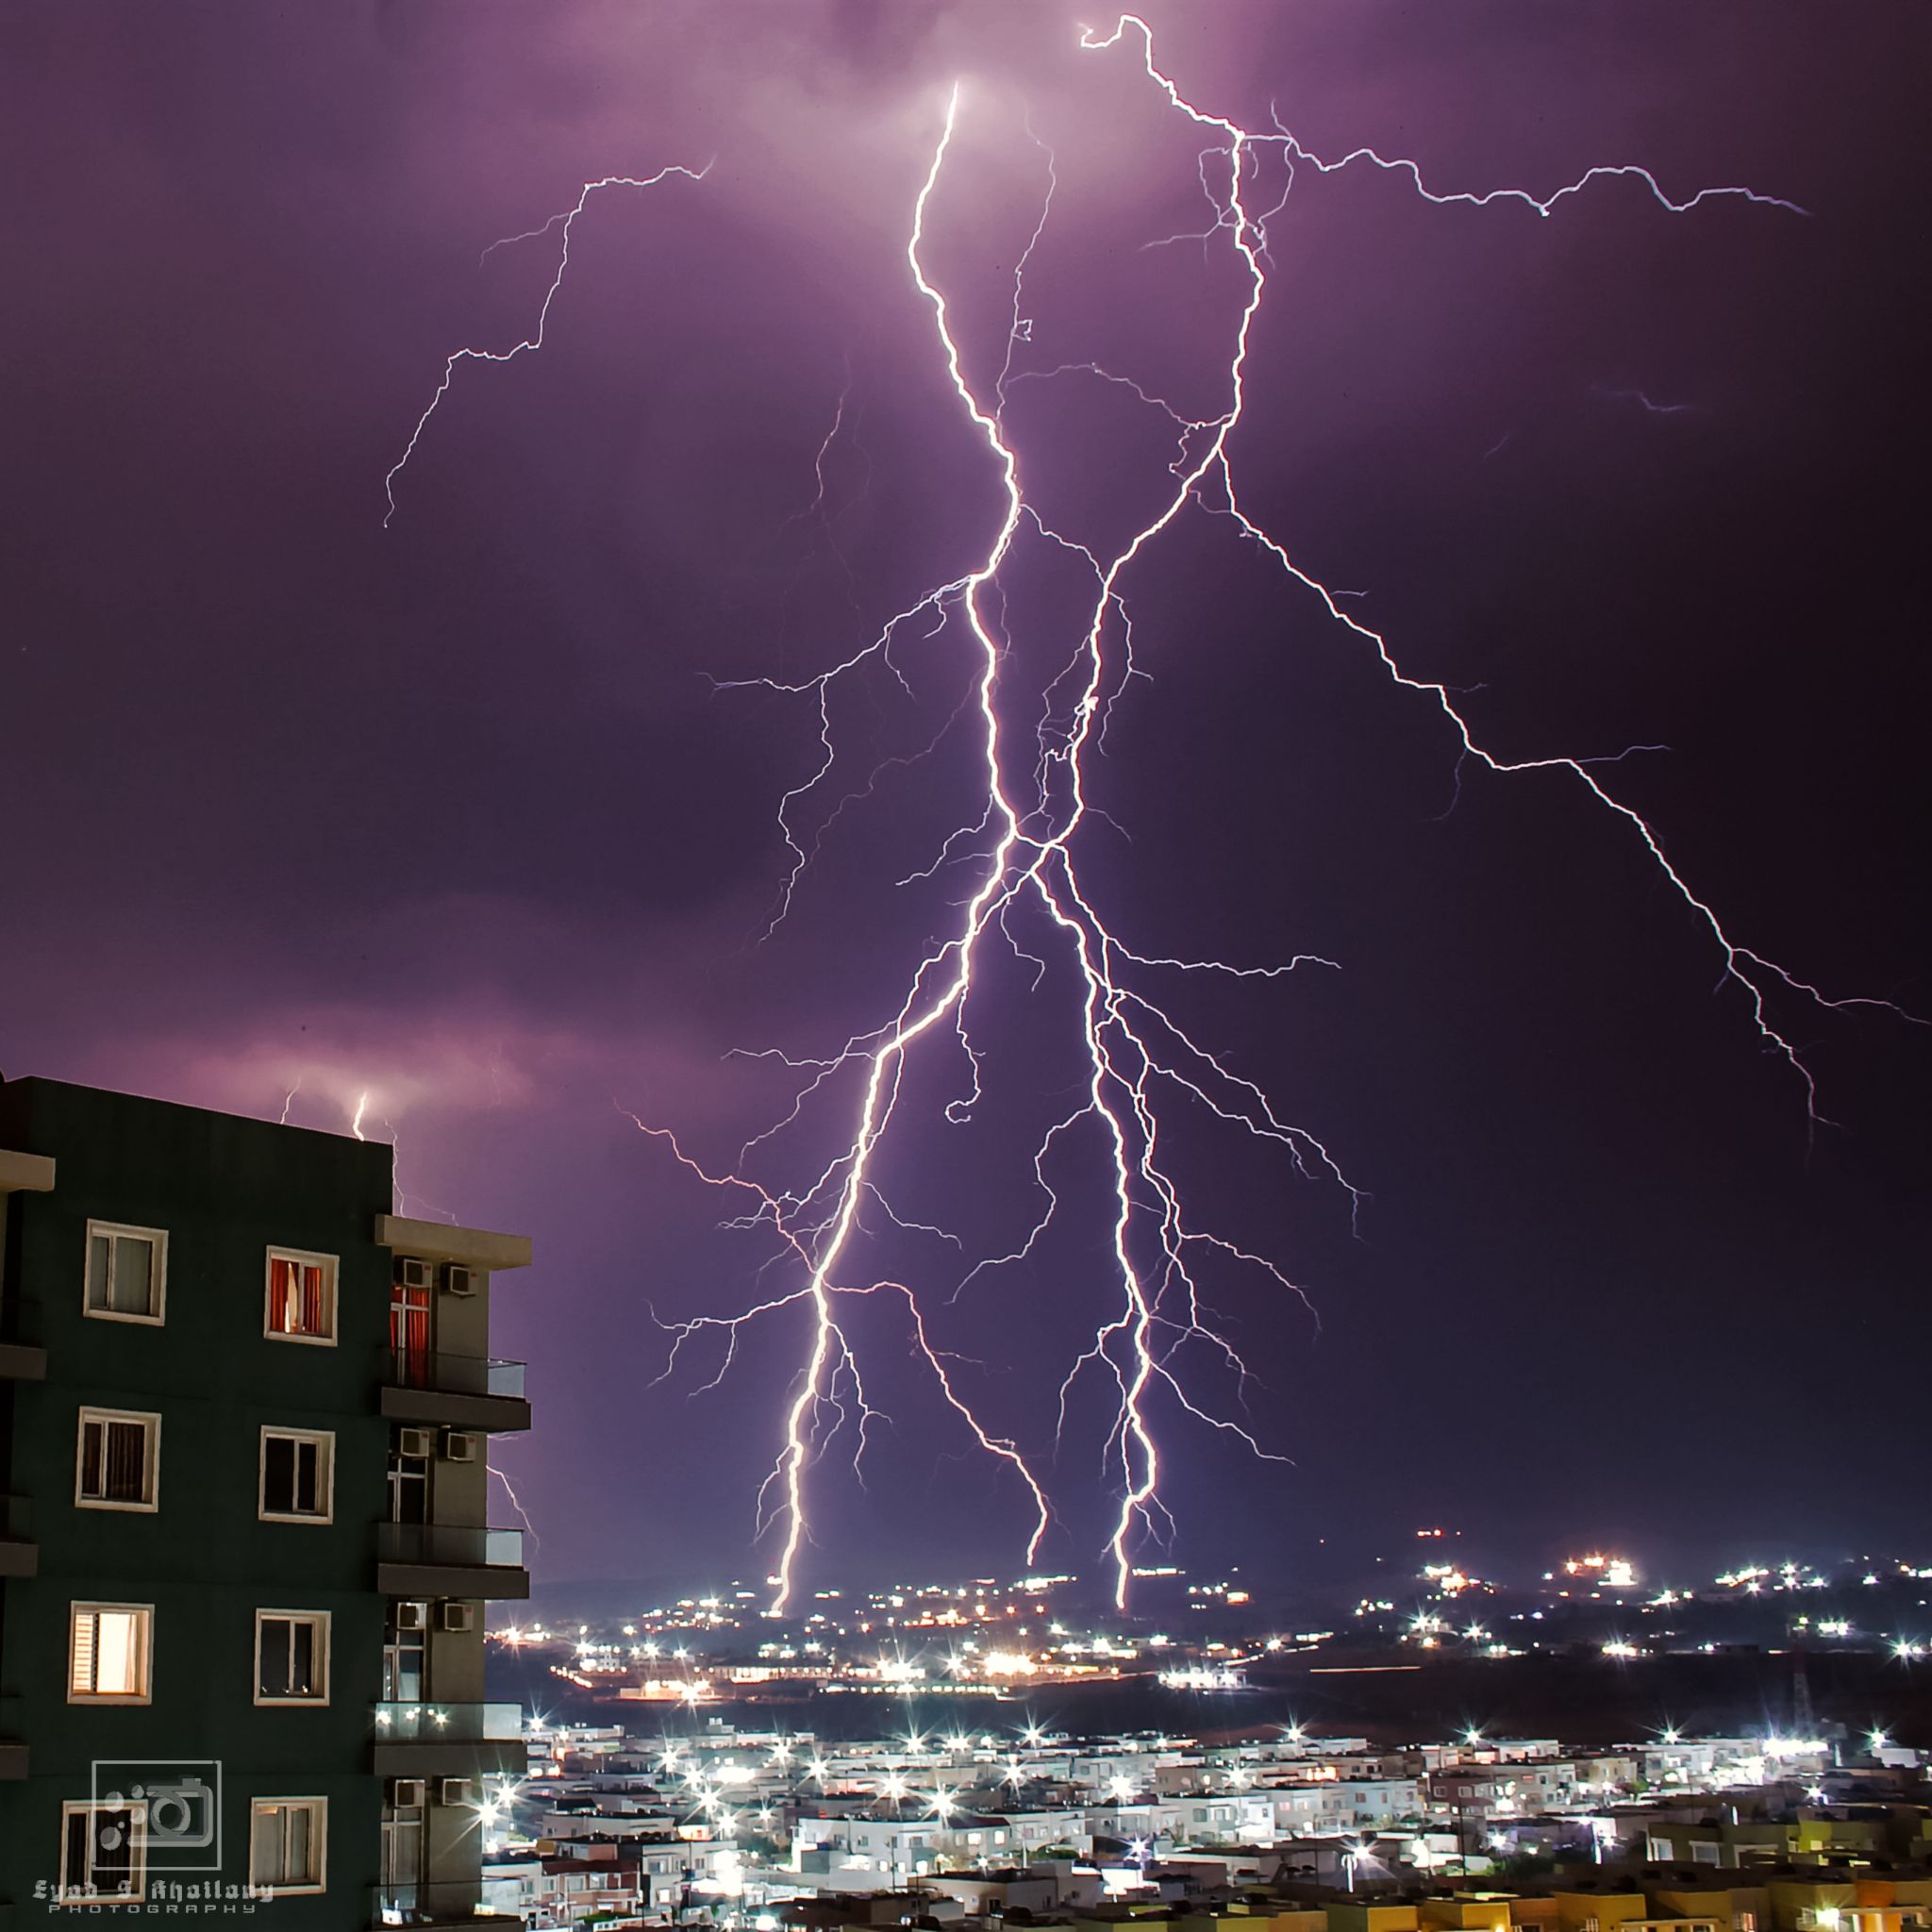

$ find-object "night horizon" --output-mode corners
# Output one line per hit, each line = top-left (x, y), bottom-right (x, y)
(5, 0), (1927, 1605)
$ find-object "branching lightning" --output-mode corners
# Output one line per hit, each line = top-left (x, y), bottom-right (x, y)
(390, 17), (1915, 1611)
(384, 162), (709, 526)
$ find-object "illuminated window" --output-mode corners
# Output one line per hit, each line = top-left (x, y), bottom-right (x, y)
(58, 1800), (144, 1905)
(264, 1250), (337, 1343)
(75, 1408), (160, 1510)
(259, 1428), (333, 1523)
(69, 1603), (153, 1702)
(256, 1611), (330, 1705)
(249, 1798), (326, 1893)
(84, 1223), (166, 1323)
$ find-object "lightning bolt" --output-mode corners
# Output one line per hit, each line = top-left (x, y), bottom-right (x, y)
(490, 1458), (541, 1547)
(390, 19), (1916, 1614)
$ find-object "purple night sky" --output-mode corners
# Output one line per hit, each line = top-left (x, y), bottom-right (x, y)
(5, 1), (1927, 1597)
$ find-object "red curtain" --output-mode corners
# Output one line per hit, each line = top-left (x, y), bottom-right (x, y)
(391, 1282), (431, 1384)
(270, 1257), (327, 1336)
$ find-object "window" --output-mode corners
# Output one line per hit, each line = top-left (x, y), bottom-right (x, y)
(256, 1610), (331, 1705)
(259, 1428), (332, 1523)
(264, 1249), (337, 1344)
(84, 1223), (166, 1324)
(59, 1801), (144, 1905)
(249, 1797), (326, 1894)
(387, 1445), (429, 1526)
(383, 1606), (426, 1702)
(69, 1604), (153, 1703)
(75, 1407), (160, 1510)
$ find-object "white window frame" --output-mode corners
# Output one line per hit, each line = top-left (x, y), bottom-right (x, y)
(74, 1407), (162, 1513)
(254, 1608), (332, 1707)
(81, 1221), (168, 1325)
(67, 1602), (154, 1705)
(248, 1796), (327, 1896)
(258, 1427), (335, 1525)
(58, 1799), (147, 1907)
(262, 1247), (340, 1347)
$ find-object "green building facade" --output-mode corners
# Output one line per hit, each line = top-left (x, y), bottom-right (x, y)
(0, 1076), (532, 1925)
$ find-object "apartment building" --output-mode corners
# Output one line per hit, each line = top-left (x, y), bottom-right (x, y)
(0, 1075), (532, 1924)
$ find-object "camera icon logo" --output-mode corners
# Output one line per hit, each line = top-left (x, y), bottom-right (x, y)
(92, 1760), (223, 1873)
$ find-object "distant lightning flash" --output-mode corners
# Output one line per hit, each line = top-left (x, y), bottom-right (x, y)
(491, 1459), (541, 1547)
(383, 162), (709, 526)
(391, 20), (1911, 1612)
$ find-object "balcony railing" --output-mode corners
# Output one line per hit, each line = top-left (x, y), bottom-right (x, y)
(380, 1349), (525, 1400)
(373, 1701), (523, 1744)
(374, 1878), (519, 1925)
(376, 1524), (524, 1569)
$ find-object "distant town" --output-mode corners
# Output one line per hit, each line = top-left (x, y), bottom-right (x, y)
(458, 1549), (1932, 1922)
(475, 1682), (1932, 1927)
(496, 1549), (1932, 1708)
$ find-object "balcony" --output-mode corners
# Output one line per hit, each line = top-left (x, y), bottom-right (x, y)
(375, 1523), (528, 1602)
(373, 1879), (524, 1928)
(372, 1701), (525, 1779)
(0, 1297), (45, 1382)
(378, 1348), (530, 1434)
(0, 1693), (25, 1779)
(0, 1497), (35, 1580)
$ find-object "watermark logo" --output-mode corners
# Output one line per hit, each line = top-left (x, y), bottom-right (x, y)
(92, 1758), (224, 1874)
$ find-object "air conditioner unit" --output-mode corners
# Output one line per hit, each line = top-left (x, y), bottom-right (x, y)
(390, 1778), (427, 1808)
(396, 1427), (435, 1460)
(393, 1602), (429, 1632)
(441, 1263), (476, 1297)
(441, 1429), (478, 1463)
(435, 1776), (473, 1807)
(437, 1600), (477, 1634)
(395, 1257), (432, 1291)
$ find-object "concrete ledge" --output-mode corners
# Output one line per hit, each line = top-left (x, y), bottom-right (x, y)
(0, 1740), (27, 1780)
(376, 1561), (530, 1603)
(379, 1387), (531, 1434)
(375, 1215), (531, 1272)
(0, 1541), (37, 1580)
(0, 1151), (54, 1194)
(372, 1740), (524, 1780)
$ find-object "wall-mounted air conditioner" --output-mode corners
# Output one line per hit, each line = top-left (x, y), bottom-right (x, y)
(435, 1776), (473, 1807)
(390, 1778), (426, 1807)
(393, 1602), (428, 1632)
(396, 1257), (431, 1291)
(441, 1429), (478, 1463)
(396, 1427), (435, 1460)
(441, 1263), (476, 1297)
(437, 1601), (476, 1634)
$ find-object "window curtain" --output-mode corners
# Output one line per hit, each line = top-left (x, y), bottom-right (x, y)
(270, 1257), (325, 1336)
